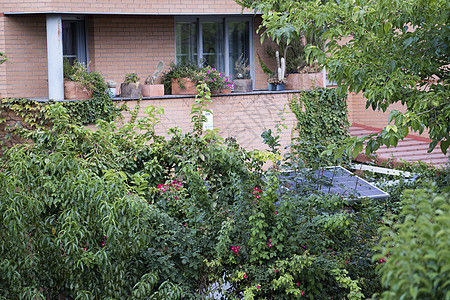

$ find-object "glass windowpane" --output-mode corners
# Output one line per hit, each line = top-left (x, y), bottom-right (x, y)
(228, 21), (250, 78)
(176, 22), (198, 64)
(202, 22), (224, 72)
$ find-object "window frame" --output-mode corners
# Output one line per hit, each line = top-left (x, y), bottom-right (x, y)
(174, 16), (254, 79)
(62, 15), (89, 66)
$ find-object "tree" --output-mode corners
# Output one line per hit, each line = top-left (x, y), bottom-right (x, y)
(237, 0), (449, 154)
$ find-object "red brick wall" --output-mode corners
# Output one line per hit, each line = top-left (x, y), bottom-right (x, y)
(0, 15), (48, 98)
(0, 0), (253, 14)
(0, 14), (6, 97)
(115, 92), (299, 153)
(347, 91), (428, 137)
(0, 14), (273, 98)
(88, 15), (176, 89)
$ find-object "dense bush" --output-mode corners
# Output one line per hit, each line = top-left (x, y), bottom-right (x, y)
(374, 185), (449, 299)
(1, 97), (448, 299)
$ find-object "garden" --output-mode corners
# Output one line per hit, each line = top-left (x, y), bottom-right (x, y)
(0, 83), (448, 299)
(1, 0), (449, 297)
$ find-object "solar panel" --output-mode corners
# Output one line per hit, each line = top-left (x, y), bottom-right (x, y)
(280, 166), (390, 200)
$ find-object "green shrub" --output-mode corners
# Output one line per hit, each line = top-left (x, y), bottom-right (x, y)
(0, 98), (410, 299)
(374, 185), (450, 299)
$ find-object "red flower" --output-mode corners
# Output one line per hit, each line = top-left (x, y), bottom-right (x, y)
(231, 245), (240, 255)
(243, 274), (247, 279)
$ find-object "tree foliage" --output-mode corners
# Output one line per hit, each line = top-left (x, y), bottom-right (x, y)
(374, 185), (450, 299)
(238, 0), (449, 154)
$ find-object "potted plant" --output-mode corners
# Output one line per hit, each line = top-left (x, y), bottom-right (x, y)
(161, 61), (202, 95)
(258, 51), (286, 91)
(106, 80), (116, 98)
(233, 54), (252, 93)
(283, 33), (324, 90)
(291, 62), (323, 90)
(120, 73), (141, 98)
(63, 59), (94, 100)
(142, 61), (165, 97)
(201, 66), (234, 94)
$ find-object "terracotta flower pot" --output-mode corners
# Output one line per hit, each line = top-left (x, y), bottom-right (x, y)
(64, 80), (92, 100)
(171, 78), (197, 95)
(211, 88), (231, 95)
(142, 84), (164, 97)
(285, 73), (323, 90)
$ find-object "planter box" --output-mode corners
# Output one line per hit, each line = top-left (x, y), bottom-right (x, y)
(142, 84), (164, 97)
(120, 82), (142, 98)
(211, 88), (231, 95)
(233, 79), (253, 93)
(64, 80), (92, 100)
(285, 73), (323, 90)
(171, 78), (197, 95)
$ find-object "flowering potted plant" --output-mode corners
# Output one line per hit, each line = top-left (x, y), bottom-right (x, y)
(233, 54), (252, 93)
(201, 66), (234, 94)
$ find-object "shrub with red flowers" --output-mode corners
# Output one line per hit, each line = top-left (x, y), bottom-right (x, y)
(3, 100), (443, 300)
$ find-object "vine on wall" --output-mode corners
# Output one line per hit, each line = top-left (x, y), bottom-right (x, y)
(0, 95), (121, 152)
(288, 88), (350, 167)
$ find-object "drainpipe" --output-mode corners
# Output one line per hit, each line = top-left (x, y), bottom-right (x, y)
(46, 14), (64, 101)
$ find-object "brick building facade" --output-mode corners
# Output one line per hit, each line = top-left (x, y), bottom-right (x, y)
(0, 0), (280, 99)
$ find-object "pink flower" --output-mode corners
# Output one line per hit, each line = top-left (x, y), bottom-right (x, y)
(256, 285), (260, 289)
(256, 195), (260, 199)
(297, 282), (300, 286)
(268, 243), (273, 248)
(275, 211), (278, 215)
(243, 274), (247, 279)
(301, 290), (304, 296)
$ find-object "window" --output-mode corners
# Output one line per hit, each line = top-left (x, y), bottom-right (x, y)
(62, 17), (87, 65)
(175, 17), (253, 78)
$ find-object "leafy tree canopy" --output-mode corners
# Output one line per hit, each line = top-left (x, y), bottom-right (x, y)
(238, 0), (449, 154)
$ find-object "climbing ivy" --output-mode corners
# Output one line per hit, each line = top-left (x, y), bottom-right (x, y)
(288, 88), (350, 167)
(0, 95), (121, 152)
